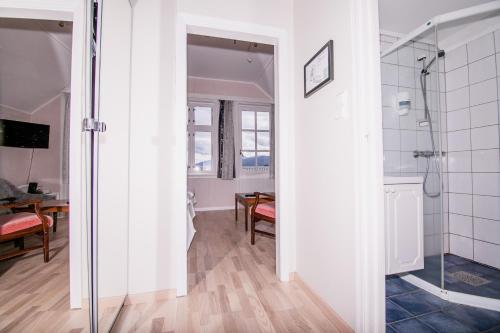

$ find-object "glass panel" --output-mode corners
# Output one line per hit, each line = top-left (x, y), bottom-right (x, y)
(257, 131), (270, 150)
(194, 106), (211, 126)
(257, 112), (270, 130)
(242, 151), (256, 167)
(257, 152), (270, 166)
(194, 132), (212, 171)
(242, 111), (255, 130)
(242, 131), (255, 150)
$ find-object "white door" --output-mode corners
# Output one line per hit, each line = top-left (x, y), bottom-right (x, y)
(385, 184), (424, 275)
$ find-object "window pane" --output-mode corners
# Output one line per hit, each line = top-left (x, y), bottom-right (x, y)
(257, 152), (270, 166)
(256, 131), (270, 150)
(242, 111), (255, 130)
(242, 131), (255, 150)
(194, 131), (211, 171)
(242, 151), (256, 167)
(194, 106), (211, 126)
(257, 112), (269, 130)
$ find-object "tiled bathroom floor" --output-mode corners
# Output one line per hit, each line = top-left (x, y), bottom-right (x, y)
(412, 254), (500, 299)
(386, 275), (500, 332)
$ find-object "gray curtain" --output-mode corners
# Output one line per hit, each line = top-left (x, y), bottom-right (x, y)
(61, 93), (70, 199)
(217, 100), (235, 180)
(269, 104), (275, 178)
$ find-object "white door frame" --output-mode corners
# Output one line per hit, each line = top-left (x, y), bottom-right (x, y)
(174, 13), (295, 295)
(350, 0), (386, 331)
(0, 0), (87, 309)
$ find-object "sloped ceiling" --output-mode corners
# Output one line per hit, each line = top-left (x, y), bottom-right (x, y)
(379, 0), (495, 35)
(0, 18), (72, 113)
(187, 34), (274, 97)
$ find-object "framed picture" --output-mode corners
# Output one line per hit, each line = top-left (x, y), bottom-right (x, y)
(304, 40), (334, 98)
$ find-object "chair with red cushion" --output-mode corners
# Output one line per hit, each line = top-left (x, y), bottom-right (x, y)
(0, 199), (53, 262)
(250, 192), (276, 245)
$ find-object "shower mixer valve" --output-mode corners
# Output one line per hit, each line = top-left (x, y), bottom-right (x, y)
(413, 150), (446, 158)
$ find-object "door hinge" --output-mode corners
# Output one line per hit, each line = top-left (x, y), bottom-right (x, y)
(83, 118), (107, 133)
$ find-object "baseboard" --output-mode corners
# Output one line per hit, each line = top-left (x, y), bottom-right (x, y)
(194, 206), (234, 212)
(290, 272), (354, 333)
(124, 289), (177, 305)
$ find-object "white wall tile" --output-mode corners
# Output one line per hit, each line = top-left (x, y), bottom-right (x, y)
(399, 110), (416, 130)
(446, 87), (469, 111)
(474, 218), (500, 245)
(381, 41), (398, 64)
(469, 55), (496, 85)
(447, 129), (471, 152)
(473, 195), (500, 220)
(495, 29), (500, 53)
(467, 33), (495, 63)
(471, 125), (500, 150)
(473, 173), (500, 197)
(398, 66), (415, 88)
(449, 193), (472, 216)
(445, 45), (467, 72)
(497, 54), (500, 76)
(474, 240), (500, 269)
(424, 235), (441, 257)
(383, 150), (400, 173)
(400, 130), (417, 151)
(398, 45), (415, 68)
(472, 149), (500, 173)
(416, 130), (432, 150)
(470, 78), (497, 107)
(382, 84), (397, 107)
(381, 63), (398, 85)
(382, 106), (399, 129)
(448, 172), (472, 194)
(449, 234), (473, 260)
(383, 129), (400, 150)
(449, 213), (473, 237)
(447, 109), (470, 131)
(447, 151), (471, 172)
(470, 102), (499, 128)
(400, 151), (418, 172)
(445, 66), (468, 92)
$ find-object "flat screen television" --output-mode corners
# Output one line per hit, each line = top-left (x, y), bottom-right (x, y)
(0, 119), (50, 149)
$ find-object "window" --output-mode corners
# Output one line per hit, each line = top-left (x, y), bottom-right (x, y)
(187, 101), (218, 174)
(239, 104), (271, 174)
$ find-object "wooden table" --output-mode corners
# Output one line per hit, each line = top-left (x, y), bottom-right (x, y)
(234, 193), (274, 232)
(40, 200), (69, 232)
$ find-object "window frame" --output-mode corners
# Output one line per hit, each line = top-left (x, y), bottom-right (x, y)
(187, 99), (219, 177)
(236, 103), (272, 177)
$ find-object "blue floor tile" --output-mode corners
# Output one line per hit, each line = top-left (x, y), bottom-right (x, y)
(386, 324), (398, 333)
(386, 299), (412, 323)
(486, 325), (500, 332)
(445, 254), (472, 266)
(386, 276), (419, 297)
(412, 290), (450, 310)
(444, 304), (500, 332)
(391, 318), (437, 333)
(418, 311), (476, 333)
(390, 292), (440, 316)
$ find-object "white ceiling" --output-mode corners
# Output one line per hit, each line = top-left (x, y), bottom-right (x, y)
(187, 34), (274, 97)
(379, 0), (495, 34)
(0, 18), (72, 113)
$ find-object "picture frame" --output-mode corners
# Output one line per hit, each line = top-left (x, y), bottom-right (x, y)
(304, 40), (334, 98)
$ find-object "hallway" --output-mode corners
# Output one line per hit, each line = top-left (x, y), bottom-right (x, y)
(112, 210), (349, 332)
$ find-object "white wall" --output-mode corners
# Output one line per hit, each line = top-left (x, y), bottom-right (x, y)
(188, 76), (272, 101)
(294, 0), (356, 328)
(128, 0), (293, 295)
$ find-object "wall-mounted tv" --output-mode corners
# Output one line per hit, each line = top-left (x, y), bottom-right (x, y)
(0, 119), (50, 149)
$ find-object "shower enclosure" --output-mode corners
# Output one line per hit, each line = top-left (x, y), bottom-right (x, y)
(381, 1), (500, 311)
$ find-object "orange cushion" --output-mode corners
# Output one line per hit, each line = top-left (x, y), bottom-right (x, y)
(0, 213), (53, 236)
(255, 202), (276, 219)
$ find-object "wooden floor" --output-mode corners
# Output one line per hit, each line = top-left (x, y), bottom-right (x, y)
(0, 217), (91, 332)
(112, 210), (348, 332)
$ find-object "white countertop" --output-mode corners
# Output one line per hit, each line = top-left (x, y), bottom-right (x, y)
(384, 176), (424, 185)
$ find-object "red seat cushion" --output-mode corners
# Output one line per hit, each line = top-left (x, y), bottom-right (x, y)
(255, 202), (276, 219)
(0, 213), (53, 236)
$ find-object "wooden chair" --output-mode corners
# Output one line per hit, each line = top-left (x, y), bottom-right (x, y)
(250, 192), (276, 245)
(0, 199), (53, 262)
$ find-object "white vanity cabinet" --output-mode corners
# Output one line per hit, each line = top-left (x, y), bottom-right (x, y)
(384, 177), (424, 275)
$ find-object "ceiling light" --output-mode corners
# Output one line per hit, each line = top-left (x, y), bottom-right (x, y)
(247, 58), (253, 63)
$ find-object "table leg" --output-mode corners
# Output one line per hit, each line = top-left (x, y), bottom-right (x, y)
(244, 205), (248, 232)
(235, 196), (238, 221)
(53, 212), (58, 233)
